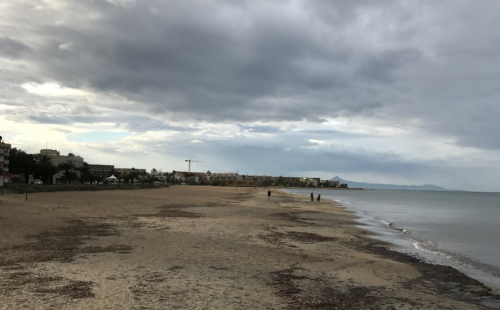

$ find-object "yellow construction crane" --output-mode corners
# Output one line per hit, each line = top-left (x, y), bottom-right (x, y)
(185, 159), (205, 173)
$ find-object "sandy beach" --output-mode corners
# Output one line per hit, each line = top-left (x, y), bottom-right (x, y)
(0, 186), (498, 309)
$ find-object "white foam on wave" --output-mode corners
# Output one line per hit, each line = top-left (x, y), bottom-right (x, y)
(375, 217), (411, 235)
(412, 238), (475, 268)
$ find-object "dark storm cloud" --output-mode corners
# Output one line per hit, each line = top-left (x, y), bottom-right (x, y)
(357, 49), (422, 83)
(17, 0), (416, 122)
(3, 0), (500, 151)
(0, 37), (30, 58)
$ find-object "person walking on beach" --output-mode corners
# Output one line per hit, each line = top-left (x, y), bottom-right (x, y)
(268, 190), (271, 199)
(310, 192), (314, 201)
(317, 194), (321, 202)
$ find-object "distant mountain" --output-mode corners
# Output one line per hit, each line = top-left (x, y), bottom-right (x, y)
(330, 176), (459, 191)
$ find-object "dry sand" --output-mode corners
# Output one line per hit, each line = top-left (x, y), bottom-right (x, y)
(0, 186), (498, 309)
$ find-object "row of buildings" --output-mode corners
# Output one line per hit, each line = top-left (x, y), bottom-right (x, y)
(173, 171), (339, 187)
(40, 149), (146, 183)
(0, 137), (146, 184)
(0, 136), (336, 187)
(86, 165), (147, 180)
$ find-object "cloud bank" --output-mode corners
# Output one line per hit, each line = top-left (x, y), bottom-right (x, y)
(1, 0), (500, 191)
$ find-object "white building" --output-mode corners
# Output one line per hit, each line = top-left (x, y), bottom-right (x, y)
(300, 178), (319, 187)
(40, 149), (84, 183)
(40, 149), (84, 169)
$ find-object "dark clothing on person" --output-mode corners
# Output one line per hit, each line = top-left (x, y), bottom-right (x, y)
(317, 194), (321, 202)
(310, 192), (314, 201)
(268, 190), (271, 199)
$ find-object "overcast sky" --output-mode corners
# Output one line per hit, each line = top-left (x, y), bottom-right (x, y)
(1, 0), (500, 191)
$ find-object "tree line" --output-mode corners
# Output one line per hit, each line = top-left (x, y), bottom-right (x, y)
(8, 148), (172, 185)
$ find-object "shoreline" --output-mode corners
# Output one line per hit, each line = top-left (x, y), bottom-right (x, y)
(1, 186), (499, 309)
(284, 190), (500, 290)
(285, 188), (500, 293)
(284, 189), (500, 294)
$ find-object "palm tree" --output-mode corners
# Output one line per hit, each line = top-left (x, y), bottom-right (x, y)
(76, 162), (90, 183)
(129, 168), (138, 184)
(58, 161), (75, 184)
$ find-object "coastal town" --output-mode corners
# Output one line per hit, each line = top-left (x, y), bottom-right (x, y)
(0, 136), (344, 188)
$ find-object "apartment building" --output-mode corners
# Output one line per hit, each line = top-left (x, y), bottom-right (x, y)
(205, 171), (239, 180)
(114, 168), (147, 175)
(174, 171), (206, 182)
(39, 149), (84, 183)
(88, 164), (115, 178)
(40, 149), (84, 169)
(281, 176), (302, 183)
(321, 180), (340, 187)
(300, 177), (320, 187)
(0, 136), (11, 184)
(242, 175), (273, 182)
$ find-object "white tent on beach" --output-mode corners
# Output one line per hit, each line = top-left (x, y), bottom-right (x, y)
(106, 175), (118, 184)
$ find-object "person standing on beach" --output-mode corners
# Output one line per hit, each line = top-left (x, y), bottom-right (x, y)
(268, 190), (271, 199)
(317, 194), (321, 202)
(310, 192), (314, 201)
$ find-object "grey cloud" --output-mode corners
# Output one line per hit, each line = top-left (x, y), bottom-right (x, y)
(149, 133), (439, 184)
(238, 125), (281, 133)
(28, 112), (196, 133)
(71, 105), (94, 115)
(52, 127), (73, 134)
(29, 116), (71, 125)
(20, 0), (414, 121)
(289, 129), (371, 139)
(357, 49), (423, 83)
(148, 132), (498, 190)
(124, 118), (197, 133)
(29, 115), (104, 125)
(0, 37), (30, 58)
(2, 0), (500, 152)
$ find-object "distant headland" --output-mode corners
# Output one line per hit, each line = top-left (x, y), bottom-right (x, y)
(330, 176), (462, 191)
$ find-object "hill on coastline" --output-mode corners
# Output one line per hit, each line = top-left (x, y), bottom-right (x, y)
(330, 176), (457, 191)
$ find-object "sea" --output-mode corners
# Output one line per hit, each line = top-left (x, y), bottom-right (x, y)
(283, 189), (500, 293)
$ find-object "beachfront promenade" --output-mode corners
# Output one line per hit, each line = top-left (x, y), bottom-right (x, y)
(0, 187), (495, 309)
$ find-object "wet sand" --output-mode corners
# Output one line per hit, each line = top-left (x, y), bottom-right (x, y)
(0, 186), (498, 309)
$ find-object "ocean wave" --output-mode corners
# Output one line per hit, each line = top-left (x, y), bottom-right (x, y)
(410, 238), (500, 277)
(412, 238), (475, 268)
(375, 217), (410, 234)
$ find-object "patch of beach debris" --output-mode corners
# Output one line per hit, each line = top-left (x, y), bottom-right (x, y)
(128, 267), (187, 309)
(270, 212), (321, 224)
(134, 204), (204, 219)
(270, 267), (382, 310)
(0, 219), (132, 265)
(0, 219), (132, 299)
(0, 269), (94, 299)
(261, 230), (337, 247)
(358, 240), (500, 307)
